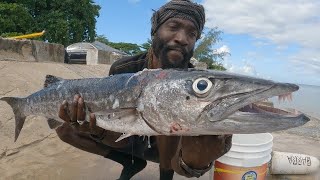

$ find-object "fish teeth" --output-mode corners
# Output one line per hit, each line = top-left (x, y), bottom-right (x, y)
(288, 93), (293, 101)
(249, 104), (253, 109)
(278, 93), (293, 103)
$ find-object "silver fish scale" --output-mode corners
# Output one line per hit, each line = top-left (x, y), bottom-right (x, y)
(23, 73), (143, 120)
(1, 68), (309, 141)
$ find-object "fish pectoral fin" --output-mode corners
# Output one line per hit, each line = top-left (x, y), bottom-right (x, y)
(115, 133), (133, 142)
(95, 112), (158, 138)
(44, 75), (64, 88)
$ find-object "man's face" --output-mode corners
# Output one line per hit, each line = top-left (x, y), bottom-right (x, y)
(152, 18), (198, 69)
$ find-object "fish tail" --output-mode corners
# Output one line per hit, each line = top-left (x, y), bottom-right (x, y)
(0, 97), (26, 142)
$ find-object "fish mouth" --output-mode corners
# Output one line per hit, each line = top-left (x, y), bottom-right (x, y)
(236, 90), (304, 119)
(201, 82), (310, 134)
(239, 101), (301, 118)
(222, 92), (310, 133)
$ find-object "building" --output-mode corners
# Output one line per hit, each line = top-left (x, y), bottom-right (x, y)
(66, 41), (127, 65)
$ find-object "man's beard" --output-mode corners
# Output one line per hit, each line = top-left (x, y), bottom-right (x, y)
(152, 35), (194, 69)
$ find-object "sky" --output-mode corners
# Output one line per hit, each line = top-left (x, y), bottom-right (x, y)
(94, 0), (320, 86)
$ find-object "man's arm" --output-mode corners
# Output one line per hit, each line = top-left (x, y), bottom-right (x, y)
(56, 122), (110, 157)
(169, 135), (232, 177)
(55, 54), (146, 155)
(55, 95), (130, 155)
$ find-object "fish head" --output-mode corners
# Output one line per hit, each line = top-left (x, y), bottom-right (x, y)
(138, 69), (309, 135)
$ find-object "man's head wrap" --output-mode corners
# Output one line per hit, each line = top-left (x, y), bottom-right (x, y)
(151, 0), (205, 40)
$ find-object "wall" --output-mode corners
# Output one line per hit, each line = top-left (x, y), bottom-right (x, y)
(0, 38), (65, 63)
(97, 50), (126, 65)
(85, 48), (98, 65)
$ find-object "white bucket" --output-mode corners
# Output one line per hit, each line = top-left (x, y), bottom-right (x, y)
(212, 133), (273, 180)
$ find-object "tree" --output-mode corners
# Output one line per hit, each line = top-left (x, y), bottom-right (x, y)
(96, 35), (144, 55)
(140, 39), (152, 52)
(95, 35), (109, 45)
(0, 0), (100, 46)
(0, 2), (34, 36)
(194, 28), (229, 70)
(108, 42), (143, 55)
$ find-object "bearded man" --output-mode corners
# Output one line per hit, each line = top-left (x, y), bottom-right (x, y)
(56, 1), (232, 179)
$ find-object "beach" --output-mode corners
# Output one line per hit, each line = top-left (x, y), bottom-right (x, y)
(0, 61), (319, 180)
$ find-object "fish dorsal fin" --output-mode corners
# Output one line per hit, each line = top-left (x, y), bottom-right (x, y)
(44, 75), (63, 88)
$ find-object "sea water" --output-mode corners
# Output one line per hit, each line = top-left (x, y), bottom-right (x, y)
(270, 84), (320, 119)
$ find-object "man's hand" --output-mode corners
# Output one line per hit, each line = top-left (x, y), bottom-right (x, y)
(58, 94), (104, 137)
(56, 94), (130, 148)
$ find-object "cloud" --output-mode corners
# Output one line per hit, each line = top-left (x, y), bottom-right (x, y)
(290, 48), (320, 75)
(203, 0), (320, 46)
(214, 45), (230, 55)
(225, 60), (259, 77)
(253, 40), (271, 48)
(203, 0), (320, 84)
(242, 63), (257, 75)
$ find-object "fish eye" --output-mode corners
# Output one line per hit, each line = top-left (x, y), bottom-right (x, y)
(192, 78), (212, 96)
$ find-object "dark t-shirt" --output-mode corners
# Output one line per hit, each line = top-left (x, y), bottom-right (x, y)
(108, 53), (149, 76)
(109, 52), (194, 75)
(106, 52), (194, 162)
(106, 53), (152, 159)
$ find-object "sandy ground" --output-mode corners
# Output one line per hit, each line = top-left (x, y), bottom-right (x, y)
(0, 61), (319, 180)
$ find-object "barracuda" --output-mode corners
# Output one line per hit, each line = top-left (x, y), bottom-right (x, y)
(1, 69), (309, 142)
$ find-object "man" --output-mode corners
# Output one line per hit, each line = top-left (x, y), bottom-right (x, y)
(56, 0), (232, 179)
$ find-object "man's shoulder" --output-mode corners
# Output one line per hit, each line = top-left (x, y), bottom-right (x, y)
(109, 53), (148, 75)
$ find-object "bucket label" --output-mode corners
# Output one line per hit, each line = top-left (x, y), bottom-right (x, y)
(242, 171), (257, 180)
(214, 161), (267, 180)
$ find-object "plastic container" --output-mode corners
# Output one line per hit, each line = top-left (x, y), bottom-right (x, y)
(211, 133), (273, 180)
(270, 151), (320, 175)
